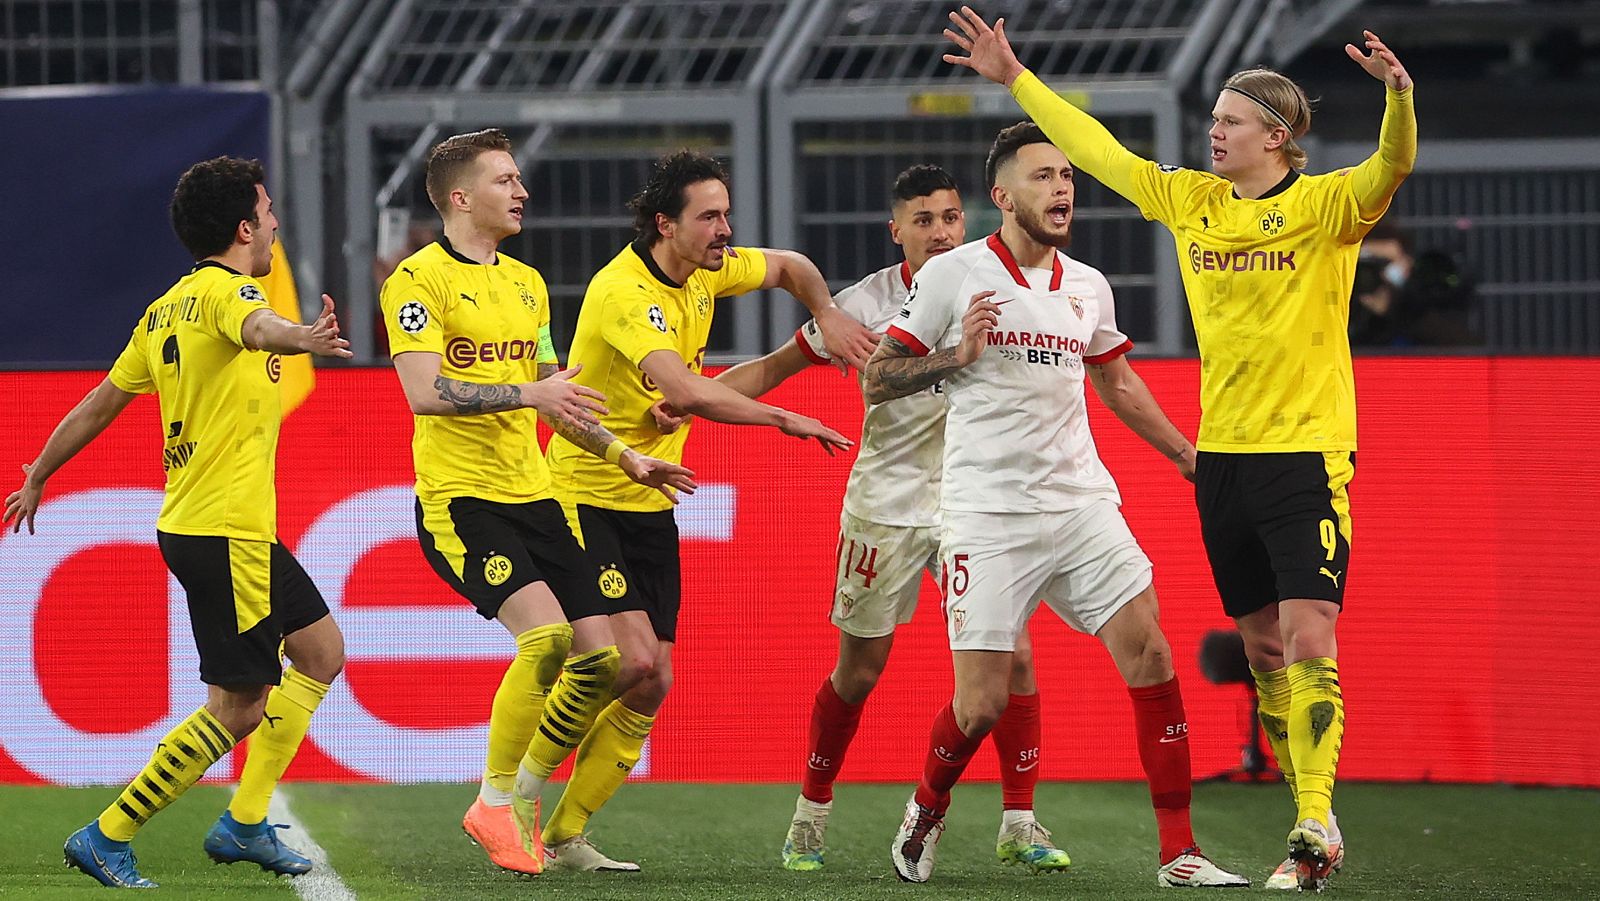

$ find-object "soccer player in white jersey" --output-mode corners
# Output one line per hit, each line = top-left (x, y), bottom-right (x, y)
(655, 165), (1069, 873)
(864, 123), (1248, 888)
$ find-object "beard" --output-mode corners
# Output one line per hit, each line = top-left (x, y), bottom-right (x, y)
(1013, 203), (1072, 249)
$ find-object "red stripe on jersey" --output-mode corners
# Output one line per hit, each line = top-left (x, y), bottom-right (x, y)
(899, 260), (913, 290)
(986, 232), (1064, 292)
(886, 325), (930, 357)
(1084, 339), (1134, 365)
(794, 328), (830, 366)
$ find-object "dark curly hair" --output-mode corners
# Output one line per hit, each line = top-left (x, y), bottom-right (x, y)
(169, 156), (266, 261)
(425, 128), (514, 214)
(984, 121), (1053, 188)
(891, 164), (959, 208)
(629, 150), (729, 245)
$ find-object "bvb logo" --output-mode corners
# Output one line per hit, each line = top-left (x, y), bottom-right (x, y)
(519, 286), (538, 314)
(693, 290), (710, 318)
(484, 554), (513, 586)
(598, 565), (628, 599)
(1260, 209), (1286, 236)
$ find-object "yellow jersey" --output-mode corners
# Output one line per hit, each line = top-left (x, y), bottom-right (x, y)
(1012, 70), (1416, 452)
(546, 240), (768, 511)
(108, 262), (278, 540)
(379, 238), (560, 504)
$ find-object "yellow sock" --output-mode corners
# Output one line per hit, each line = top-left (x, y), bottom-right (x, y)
(520, 645), (622, 784)
(1251, 665), (1297, 807)
(542, 700), (654, 844)
(1286, 657), (1344, 826)
(98, 708), (236, 842)
(227, 667), (330, 824)
(482, 624), (572, 801)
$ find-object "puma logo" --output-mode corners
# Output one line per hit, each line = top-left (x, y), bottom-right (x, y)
(401, 266), (416, 278)
(262, 713), (283, 729)
(1319, 567), (1342, 587)
(459, 292), (479, 307)
(1200, 216), (1211, 230)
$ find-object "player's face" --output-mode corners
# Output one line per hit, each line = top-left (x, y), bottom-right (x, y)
(247, 184), (278, 278)
(996, 143), (1075, 248)
(665, 178), (733, 271)
(1209, 91), (1283, 180)
(890, 189), (965, 273)
(465, 150), (528, 239)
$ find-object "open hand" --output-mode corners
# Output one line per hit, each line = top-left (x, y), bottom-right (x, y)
(942, 6), (1026, 87)
(1345, 30), (1411, 91)
(307, 294), (354, 358)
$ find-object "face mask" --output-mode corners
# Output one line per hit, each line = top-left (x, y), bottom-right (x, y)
(1383, 261), (1406, 288)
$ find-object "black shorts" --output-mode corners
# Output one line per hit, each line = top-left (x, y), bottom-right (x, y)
(416, 496), (608, 623)
(157, 532), (330, 686)
(1195, 451), (1355, 618)
(562, 501), (681, 642)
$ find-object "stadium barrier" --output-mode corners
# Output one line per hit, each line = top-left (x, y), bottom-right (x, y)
(1, 360), (1595, 787)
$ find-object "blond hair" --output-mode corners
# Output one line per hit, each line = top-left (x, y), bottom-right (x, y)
(424, 128), (514, 214)
(1223, 68), (1312, 171)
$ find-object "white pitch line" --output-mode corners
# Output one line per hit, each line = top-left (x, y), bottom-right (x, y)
(269, 787), (357, 901)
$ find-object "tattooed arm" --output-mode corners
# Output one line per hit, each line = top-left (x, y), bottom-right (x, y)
(391, 352), (605, 425)
(536, 362), (699, 501)
(863, 291), (1002, 405)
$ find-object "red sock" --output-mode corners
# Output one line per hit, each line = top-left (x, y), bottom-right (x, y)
(1128, 677), (1196, 863)
(800, 678), (865, 804)
(913, 703), (987, 815)
(992, 692), (1041, 811)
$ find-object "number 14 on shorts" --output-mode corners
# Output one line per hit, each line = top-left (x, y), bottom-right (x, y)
(837, 538), (880, 589)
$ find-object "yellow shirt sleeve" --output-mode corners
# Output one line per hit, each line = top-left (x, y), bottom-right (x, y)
(107, 323), (155, 394)
(598, 277), (677, 368)
(198, 278), (270, 347)
(380, 267), (447, 356)
(1343, 86), (1418, 231)
(708, 246), (769, 298)
(1009, 70), (1149, 205)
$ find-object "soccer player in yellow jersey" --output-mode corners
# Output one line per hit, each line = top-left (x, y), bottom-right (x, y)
(378, 129), (695, 876)
(4, 157), (353, 888)
(536, 150), (870, 871)
(944, 6), (1416, 891)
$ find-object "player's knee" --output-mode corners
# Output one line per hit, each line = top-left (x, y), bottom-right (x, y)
(295, 643), (346, 684)
(614, 655), (654, 696)
(955, 692), (1009, 736)
(833, 661), (885, 703)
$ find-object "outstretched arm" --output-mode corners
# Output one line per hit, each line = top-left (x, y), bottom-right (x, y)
(1344, 30), (1417, 216)
(5, 378), (139, 534)
(760, 249), (881, 371)
(942, 6), (1146, 200)
(642, 350), (852, 454)
(1086, 356), (1196, 482)
(241, 294), (354, 358)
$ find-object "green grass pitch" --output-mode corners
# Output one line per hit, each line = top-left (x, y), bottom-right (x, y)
(1, 782), (1593, 899)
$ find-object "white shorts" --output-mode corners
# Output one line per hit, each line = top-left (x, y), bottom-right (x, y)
(830, 511), (940, 639)
(939, 500), (1153, 652)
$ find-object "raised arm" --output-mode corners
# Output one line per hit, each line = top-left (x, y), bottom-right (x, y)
(240, 294), (354, 358)
(942, 6), (1146, 201)
(759, 249), (880, 371)
(1343, 30), (1417, 217)
(5, 378), (139, 534)
(1086, 355), (1197, 482)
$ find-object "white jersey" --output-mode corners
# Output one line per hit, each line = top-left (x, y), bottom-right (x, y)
(798, 261), (945, 528)
(887, 233), (1132, 514)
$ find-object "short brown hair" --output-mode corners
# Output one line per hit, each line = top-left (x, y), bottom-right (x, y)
(985, 121), (1054, 188)
(424, 128), (514, 214)
(1223, 68), (1313, 170)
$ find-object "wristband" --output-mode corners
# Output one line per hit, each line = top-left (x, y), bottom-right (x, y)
(604, 440), (628, 465)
